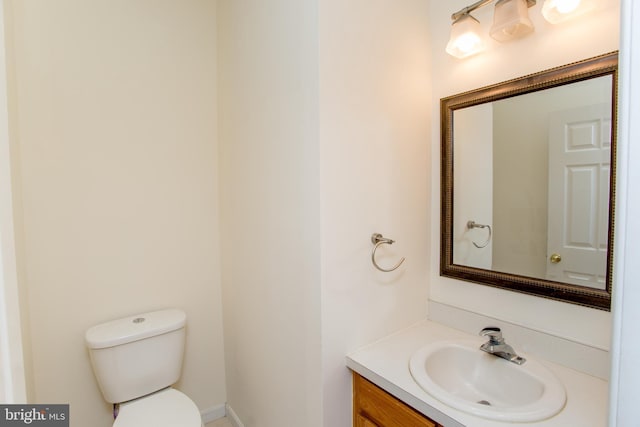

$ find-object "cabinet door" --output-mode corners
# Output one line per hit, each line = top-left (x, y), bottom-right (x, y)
(355, 413), (379, 427)
(353, 373), (438, 427)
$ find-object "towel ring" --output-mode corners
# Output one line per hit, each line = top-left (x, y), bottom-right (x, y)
(371, 233), (405, 272)
(467, 221), (492, 249)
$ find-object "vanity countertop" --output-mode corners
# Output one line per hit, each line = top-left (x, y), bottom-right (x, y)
(346, 320), (608, 427)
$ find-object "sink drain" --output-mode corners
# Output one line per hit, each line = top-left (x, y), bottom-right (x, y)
(477, 400), (492, 406)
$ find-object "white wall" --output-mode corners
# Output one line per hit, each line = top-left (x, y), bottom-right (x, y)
(5, 1), (225, 425)
(217, 1), (431, 426)
(217, 1), (323, 426)
(609, 0), (640, 424)
(428, 0), (619, 349)
(318, 1), (431, 425)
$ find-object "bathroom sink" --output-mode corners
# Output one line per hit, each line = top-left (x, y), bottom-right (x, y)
(409, 340), (566, 422)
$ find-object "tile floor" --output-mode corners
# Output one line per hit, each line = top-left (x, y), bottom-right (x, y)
(205, 417), (233, 427)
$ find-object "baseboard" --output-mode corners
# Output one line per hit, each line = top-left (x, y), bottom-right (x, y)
(226, 404), (244, 427)
(200, 403), (226, 424)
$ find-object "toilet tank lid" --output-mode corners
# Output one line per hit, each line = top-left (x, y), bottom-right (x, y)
(85, 309), (186, 349)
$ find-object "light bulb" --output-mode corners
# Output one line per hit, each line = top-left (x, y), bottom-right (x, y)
(556, 0), (581, 13)
(542, 0), (596, 24)
(455, 33), (483, 54)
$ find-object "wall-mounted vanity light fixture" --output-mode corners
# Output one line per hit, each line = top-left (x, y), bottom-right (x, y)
(447, 0), (597, 58)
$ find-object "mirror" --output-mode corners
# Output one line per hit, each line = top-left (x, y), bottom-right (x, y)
(440, 52), (617, 310)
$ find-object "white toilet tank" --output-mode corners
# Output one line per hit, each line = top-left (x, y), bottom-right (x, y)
(85, 309), (187, 404)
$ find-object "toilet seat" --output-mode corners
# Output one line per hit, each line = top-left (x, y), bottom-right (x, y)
(113, 388), (202, 427)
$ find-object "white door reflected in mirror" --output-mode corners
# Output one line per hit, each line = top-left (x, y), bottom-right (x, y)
(546, 103), (611, 289)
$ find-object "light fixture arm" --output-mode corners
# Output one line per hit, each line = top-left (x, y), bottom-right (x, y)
(451, 0), (536, 21)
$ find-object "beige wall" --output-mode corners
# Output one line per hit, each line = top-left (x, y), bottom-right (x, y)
(429, 0), (619, 348)
(7, 1), (430, 426)
(218, 1), (431, 426)
(217, 1), (323, 426)
(318, 1), (431, 425)
(5, 1), (225, 425)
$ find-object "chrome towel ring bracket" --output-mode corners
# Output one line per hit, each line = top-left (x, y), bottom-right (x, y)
(371, 233), (405, 272)
(467, 220), (492, 249)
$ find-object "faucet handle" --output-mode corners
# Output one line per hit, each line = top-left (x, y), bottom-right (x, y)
(480, 327), (504, 344)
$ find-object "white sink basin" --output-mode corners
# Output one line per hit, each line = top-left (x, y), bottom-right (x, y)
(409, 340), (566, 422)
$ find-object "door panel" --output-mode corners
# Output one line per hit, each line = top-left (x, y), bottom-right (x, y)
(547, 104), (610, 288)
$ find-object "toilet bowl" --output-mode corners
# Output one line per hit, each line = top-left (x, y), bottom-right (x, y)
(113, 388), (203, 427)
(85, 309), (203, 427)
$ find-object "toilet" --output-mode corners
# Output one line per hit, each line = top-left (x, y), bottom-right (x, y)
(85, 309), (204, 427)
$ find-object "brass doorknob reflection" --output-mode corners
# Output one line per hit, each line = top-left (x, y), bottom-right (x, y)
(550, 253), (562, 264)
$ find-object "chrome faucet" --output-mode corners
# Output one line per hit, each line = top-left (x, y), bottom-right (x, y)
(479, 327), (526, 365)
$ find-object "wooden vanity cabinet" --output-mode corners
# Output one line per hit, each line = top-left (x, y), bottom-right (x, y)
(353, 373), (441, 427)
